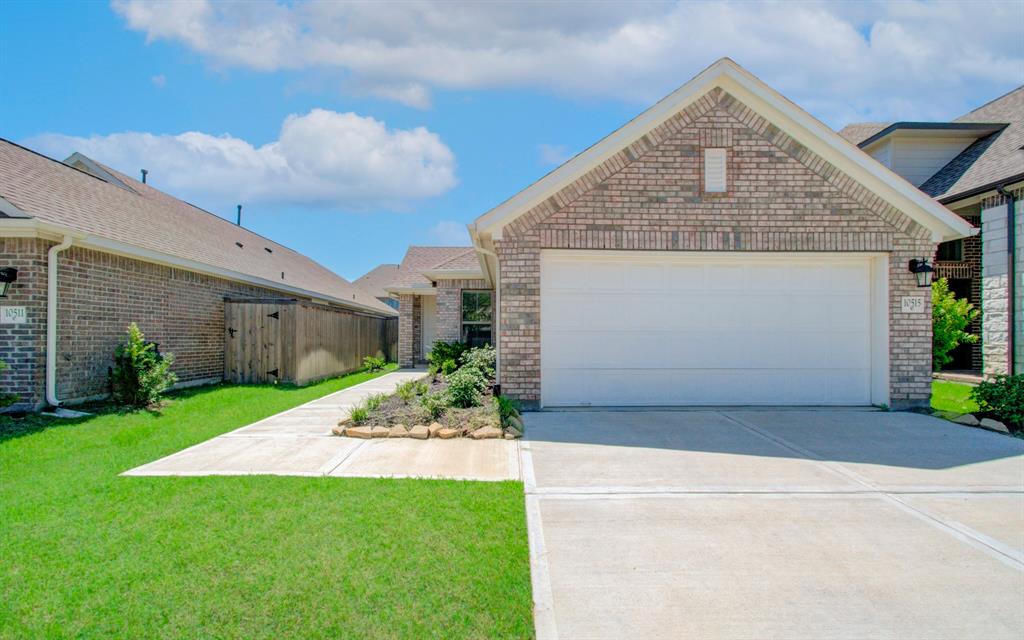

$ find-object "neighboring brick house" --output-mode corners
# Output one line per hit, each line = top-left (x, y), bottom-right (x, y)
(386, 246), (490, 367)
(839, 86), (1023, 376)
(458, 58), (972, 410)
(0, 140), (396, 410)
(353, 263), (400, 310)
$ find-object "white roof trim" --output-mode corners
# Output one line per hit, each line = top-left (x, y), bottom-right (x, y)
(63, 153), (137, 193)
(0, 195), (33, 219)
(422, 269), (485, 281)
(472, 57), (974, 243)
(0, 217), (397, 317)
(385, 285), (437, 295)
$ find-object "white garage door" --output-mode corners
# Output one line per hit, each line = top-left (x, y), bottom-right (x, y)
(540, 251), (882, 407)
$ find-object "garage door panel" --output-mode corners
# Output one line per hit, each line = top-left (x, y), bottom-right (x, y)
(540, 252), (877, 406)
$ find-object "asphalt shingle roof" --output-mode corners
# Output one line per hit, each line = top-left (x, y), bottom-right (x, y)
(0, 139), (395, 316)
(922, 86), (1024, 201)
(353, 263), (399, 299)
(837, 122), (889, 145)
(389, 246), (477, 289)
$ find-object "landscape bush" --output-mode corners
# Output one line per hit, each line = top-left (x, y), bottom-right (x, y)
(446, 367), (487, 408)
(971, 374), (1024, 430)
(396, 380), (418, 404)
(109, 323), (177, 409)
(427, 341), (468, 368)
(440, 359), (458, 376)
(349, 403), (369, 425)
(932, 278), (979, 370)
(0, 359), (19, 409)
(420, 391), (448, 420)
(362, 355), (387, 372)
(461, 345), (496, 380)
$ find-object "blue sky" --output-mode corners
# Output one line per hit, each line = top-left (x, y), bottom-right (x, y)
(2, 1), (1021, 280)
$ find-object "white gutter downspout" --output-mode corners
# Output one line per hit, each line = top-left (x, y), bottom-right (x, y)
(46, 235), (73, 406)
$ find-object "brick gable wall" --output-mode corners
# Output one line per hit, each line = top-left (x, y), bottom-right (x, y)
(496, 89), (935, 408)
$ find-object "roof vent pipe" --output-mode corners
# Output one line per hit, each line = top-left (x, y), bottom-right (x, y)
(140, 169), (148, 184)
(236, 204), (242, 226)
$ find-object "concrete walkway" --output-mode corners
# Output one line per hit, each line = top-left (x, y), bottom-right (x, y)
(124, 370), (520, 481)
(522, 409), (1024, 640)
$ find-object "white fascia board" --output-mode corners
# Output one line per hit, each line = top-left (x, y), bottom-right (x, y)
(473, 57), (973, 243)
(0, 218), (397, 317)
(421, 269), (485, 281)
(384, 286), (437, 296)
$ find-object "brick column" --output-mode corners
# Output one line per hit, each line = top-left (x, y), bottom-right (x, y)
(398, 294), (415, 367)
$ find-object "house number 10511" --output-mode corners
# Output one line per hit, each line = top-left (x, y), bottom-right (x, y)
(901, 296), (925, 313)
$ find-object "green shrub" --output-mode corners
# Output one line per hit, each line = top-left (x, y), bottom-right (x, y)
(494, 395), (519, 425)
(971, 374), (1024, 430)
(414, 380), (428, 396)
(349, 403), (369, 425)
(362, 355), (387, 372)
(427, 341), (468, 367)
(420, 391), (448, 420)
(109, 323), (177, 409)
(461, 345), (496, 380)
(0, 359), (19, 409)
(440, 359), (458, 376)
(396, 381), (417, 404)
(365, 393), (385, 411)
(446, 367), (486, 408)
(932, 278), (979, 370)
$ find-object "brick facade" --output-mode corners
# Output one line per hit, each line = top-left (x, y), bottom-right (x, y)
(0, 239), (313, 409)
(495, 88), (935, 409)
(398, 278), (492, 367)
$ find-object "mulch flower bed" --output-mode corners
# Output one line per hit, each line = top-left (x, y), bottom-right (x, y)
(332, 375), (523, 440)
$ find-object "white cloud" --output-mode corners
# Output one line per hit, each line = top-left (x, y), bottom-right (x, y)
(428, 220), (470, 245)
(538, 143), (572, 166)
(27, 109), (456, 211)
(111, 0), (1023, 124)
(151, 74), (166, 88)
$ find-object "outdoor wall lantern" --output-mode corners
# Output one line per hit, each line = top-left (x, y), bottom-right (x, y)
(908, 258), (934, 288)
(0, 267), (17, 298)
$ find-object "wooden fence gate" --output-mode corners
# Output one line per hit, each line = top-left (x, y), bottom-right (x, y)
(224, 298), (398, 385)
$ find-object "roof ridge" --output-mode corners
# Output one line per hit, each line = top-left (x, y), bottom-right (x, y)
(0, 137), (113, 186)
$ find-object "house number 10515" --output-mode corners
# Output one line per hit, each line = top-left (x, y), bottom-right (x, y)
(901, 296), (925, 313)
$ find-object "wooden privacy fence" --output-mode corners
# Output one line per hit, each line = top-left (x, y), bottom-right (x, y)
(224, 298), (398, 385)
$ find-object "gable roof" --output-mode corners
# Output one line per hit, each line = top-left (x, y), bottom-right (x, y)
(387, 246), (480, 292)
(471, 58), (973, 251)
(921, 86), (1024, 202)
(0, 139), (395, 316)
(353, 263), (399, 299)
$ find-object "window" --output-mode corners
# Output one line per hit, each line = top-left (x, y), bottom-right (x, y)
(704, 148), (727, 192)
(461, 290), (493, 348)
(936, 239), (963, 262)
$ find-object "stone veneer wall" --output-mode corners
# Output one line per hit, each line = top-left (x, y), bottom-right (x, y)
(981, 187), (1023, 376)
(0, 240), (310, 409)
(495, 88), (935, 409)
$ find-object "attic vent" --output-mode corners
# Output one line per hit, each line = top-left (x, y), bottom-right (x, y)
(235, 242), (243, 248)
(264, 247), (273, 253)
(704, 148), (727, 193)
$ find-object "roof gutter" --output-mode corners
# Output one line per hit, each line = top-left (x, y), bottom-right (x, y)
(996, 185), (1017, 376)
(46, 235), (73, 406)
(939, 173), (1024, 206)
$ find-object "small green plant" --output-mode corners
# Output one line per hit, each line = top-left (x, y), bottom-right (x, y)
(494, 394), (520, 424)
(441, 359), (458, 376)
(109, 323), (177, 409)
(414, 380), (428, 396)
(461, 345), (496, 380)
(971, 374), (1024, 431)
(349, 403), (369, 425)
(446, 367), (486, 408)
(396, 380), (417, 404)
(0, 359), (19, 409)
(420, 391), (448, 420)
(932, 278), (979, 370)
(363, 355), (387, 372)
(365, 393), (385, 411)
(427, 341), (468, 368)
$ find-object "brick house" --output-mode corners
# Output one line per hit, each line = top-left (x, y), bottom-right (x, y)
(394, 58), (973, 409)
(839, 87), (1023, 377)
(0, 140), (396, 410)
(386, 246), (489, 366)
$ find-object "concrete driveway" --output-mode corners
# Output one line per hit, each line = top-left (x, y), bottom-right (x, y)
(521, 409), (1024, 640)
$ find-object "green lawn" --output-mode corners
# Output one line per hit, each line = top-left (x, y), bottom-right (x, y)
(0, 366), (533, 639)
(931, 379), (980, 414)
